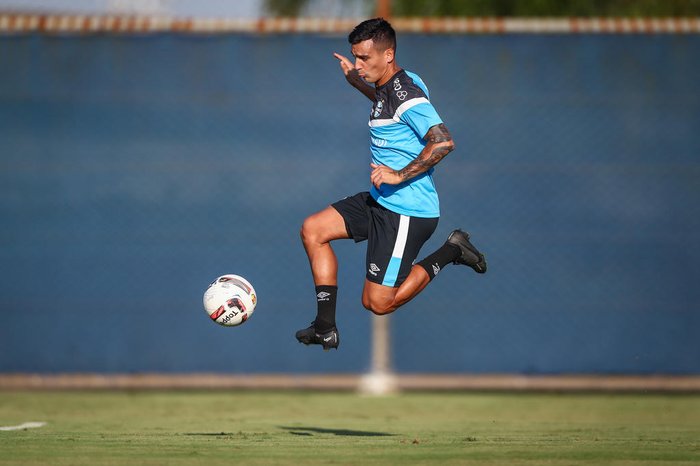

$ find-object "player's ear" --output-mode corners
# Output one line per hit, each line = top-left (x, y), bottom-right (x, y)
(384, 47), (395, 64)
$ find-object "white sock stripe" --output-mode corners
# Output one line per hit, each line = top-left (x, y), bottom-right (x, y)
(391, 215), (410, 259)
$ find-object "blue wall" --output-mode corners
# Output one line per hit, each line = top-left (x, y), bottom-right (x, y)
(1, 34), (698, 374)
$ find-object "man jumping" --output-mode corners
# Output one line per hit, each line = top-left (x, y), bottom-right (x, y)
(296, 18), (486, 350)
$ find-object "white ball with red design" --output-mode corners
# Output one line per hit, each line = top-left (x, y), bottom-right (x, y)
(203, 275), (257, 327)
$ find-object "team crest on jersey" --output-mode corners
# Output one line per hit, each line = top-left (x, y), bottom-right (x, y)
(372, 99), (384, 118)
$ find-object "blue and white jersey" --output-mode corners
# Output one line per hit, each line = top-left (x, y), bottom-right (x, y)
(369, 69), (443, 218)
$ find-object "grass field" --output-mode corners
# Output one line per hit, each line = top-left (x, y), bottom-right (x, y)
(1, 391), (699, 465)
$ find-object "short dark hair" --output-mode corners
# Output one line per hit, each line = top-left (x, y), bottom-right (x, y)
(348, 18), (396, 52)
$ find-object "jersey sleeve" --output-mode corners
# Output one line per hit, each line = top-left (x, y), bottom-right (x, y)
(398, 100), (443, 141)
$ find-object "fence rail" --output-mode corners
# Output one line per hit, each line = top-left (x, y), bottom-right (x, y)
(1, 14), (700, 34)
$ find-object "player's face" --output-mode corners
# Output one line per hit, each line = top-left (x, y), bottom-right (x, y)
(351, 39), (395, 86)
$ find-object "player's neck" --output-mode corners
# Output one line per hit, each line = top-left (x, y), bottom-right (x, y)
(375, 64), (401, 88)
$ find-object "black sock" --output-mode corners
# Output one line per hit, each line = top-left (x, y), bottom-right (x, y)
(314, 285), (337, 333)
(417, 243), (460, 281)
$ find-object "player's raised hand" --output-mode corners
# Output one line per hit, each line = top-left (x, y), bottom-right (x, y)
(370, 163), (402, 189)
(333, 52), (354, 76)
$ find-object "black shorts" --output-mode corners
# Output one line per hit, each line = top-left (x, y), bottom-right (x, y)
(332, 192), (438, 287)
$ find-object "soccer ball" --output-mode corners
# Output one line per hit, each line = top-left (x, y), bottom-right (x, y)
(203, 275), (257, 327)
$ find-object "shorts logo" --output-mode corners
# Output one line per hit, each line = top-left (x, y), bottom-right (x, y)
(369, 263), (381, 276)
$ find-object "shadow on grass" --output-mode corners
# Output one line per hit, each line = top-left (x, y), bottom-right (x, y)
(183, 432), (235, 436)
(279, 426), (394, 437)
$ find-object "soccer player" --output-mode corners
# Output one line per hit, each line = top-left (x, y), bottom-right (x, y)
(296, 18), (486, 350)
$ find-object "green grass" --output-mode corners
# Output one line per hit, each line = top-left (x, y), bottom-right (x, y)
(1, 391), (699, 465)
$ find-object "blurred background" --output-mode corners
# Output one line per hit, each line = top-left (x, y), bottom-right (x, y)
(1, 0), (699, 381)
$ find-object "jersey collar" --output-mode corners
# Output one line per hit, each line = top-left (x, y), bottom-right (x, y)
(375, 69), (405, 92)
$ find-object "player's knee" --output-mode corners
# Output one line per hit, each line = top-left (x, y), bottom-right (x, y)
(368, 303), (396, 315)
(362, 296), (373, 313)
(300, 216), (319, 245)
(362, 297), (396, 315)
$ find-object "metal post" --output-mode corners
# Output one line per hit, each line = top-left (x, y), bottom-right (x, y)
(358, 313), (398, 395)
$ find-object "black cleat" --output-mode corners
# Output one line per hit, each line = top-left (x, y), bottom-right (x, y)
(446, 229), (487, 274)
(295, 322), (340, 351)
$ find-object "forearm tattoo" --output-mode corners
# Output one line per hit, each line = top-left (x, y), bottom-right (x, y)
(397, 124), (454, 181)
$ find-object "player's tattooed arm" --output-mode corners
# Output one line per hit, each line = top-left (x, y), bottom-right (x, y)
(369, 123), (455, 189)
(397, 124), (455, 180)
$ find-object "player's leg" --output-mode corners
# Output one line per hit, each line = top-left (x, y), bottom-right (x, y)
(362, 226), (487, 315)
(361, 212), (438, 314)
(296, 206), (347, 349)
(362, 267), (430, 315)
(296, 193), (371, 350)
(300, 205), (348, 286)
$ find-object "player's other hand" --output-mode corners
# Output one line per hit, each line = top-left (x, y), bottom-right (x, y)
(370, 163), (402, 188)
(333, 52), (355, 77)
